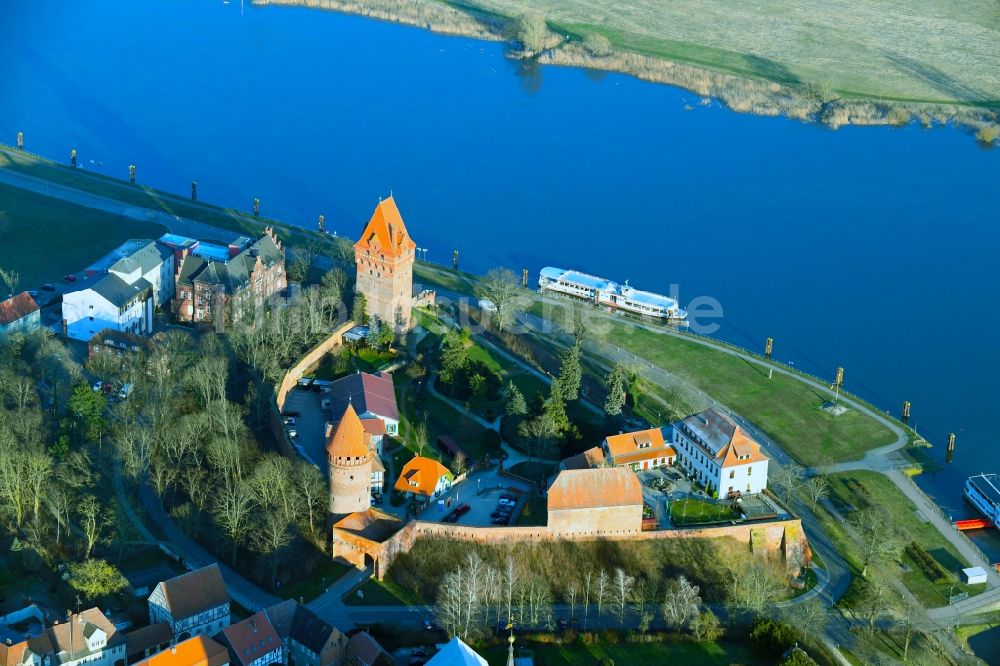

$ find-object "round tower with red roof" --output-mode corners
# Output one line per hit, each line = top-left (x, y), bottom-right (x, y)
(327, 403), (373, 516)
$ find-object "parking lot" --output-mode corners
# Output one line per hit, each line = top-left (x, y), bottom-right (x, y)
(417, 468), (532, 527)
(281, 387), (329, 472)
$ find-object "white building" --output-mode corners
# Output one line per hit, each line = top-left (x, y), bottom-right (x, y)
(64, 239), (174, 341)
(0, 607), (127, 666)
(63, 273), (154, 341)
(148, 564), (231, 643)
(673, 408), (769, 496)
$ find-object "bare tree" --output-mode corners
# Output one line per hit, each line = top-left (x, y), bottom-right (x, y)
(849, 507), (902, 576)
(23, 450), (52, 525)
(502, 553), (519, 623)
(474, 268), (522, 334)
(566, 582), (578, 622)
(77, 494), (111, 558)
(212, 482), (254, 565)
(772, 462), (807, 503)
(724, 557), (783, 619)
(582, 571), (593, 627)
(253, 506), (293, 590)
(0, 266), (19, 298)
(895, 598), (921, 662)
(613, 568), (633, 623)
(662, 575), (702, 633)
(803, 475), (830, 510)
(858, 576), (894, 637)
(596, 569), (609, 619)
(293, 462), (326, 534)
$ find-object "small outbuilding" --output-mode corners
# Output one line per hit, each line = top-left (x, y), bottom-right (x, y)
(961, 566), (988, 585)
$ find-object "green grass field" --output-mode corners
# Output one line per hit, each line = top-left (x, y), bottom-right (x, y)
(825, 471), (985, 607)
(459, 0), (1000, 105)
(343, 577), (425, 606)
(482, 640), (767, 666)
(0, 182), (166, 290)
(669, 498), (740, 526)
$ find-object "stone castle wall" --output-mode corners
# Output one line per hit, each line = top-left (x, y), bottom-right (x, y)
(335, 516), (806, 580)
(355, 250), (414, 330)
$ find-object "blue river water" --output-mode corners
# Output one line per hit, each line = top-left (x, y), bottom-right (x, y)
(2, 0), (999, 556)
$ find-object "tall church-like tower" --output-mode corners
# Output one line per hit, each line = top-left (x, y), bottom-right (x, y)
(327, 403), (373, 516)
(354, 196), (416, 331)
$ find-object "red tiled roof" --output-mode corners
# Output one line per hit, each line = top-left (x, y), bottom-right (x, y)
(353, 197), (416, 258)
(361, 418), (386, 436)
(326, 404), (371, 459)
(326, 372), (399, 424)
(0, 292), (39, 326)
(221, 612), (281, 666)
(547, 468), (643, 511)
(156, 564), (229, 621)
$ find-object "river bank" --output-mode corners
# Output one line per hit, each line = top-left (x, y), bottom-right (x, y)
(253, 0), (1000, 138)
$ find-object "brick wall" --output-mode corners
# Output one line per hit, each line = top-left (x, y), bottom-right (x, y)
(335, 516), (807, 580)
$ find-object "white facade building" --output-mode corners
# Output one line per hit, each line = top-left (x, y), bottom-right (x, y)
(0, 608), (127, 666)
(673, 408), (769, 496)
(64, 239), (173, 341)
(63, 273), (153, 341)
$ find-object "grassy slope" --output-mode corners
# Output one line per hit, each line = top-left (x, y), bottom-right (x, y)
(825, 470), (985, 607)
(456, 0), (1000, 104)
(0, 182), (166, 289)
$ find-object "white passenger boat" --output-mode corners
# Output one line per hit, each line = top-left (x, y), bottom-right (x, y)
(538, 266), (686, 321)
(964, 474), (1000, 525)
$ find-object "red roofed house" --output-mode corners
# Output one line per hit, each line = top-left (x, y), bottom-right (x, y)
(353, 196), (416, 332)
(323, 371), (400, 451)
(547, 468), (643, 536)
(0, 291), (40, 337)
(673, 408), (770, 496)
(216, 613), (282, 666)
(327, 404), (375, 516)
(601, 427), (676, 471)
(393, 456), (453, 506)
(148, 565), (231, 643)
(0, 607), (127, 666)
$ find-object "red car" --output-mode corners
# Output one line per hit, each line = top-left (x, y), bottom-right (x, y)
(455, 504), (471, 516)
(63, 274), (77, 283)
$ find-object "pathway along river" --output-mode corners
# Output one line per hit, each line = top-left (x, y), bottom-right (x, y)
(3, 0), (1000, 553)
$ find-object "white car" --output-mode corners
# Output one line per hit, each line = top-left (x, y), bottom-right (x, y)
(91, 381), (103, 391)
(288, 429), (298, 439)
(284, 416), (297, 425)
(498, 498), (516, 508)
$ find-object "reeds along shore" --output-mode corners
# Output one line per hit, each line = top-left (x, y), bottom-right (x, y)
(253, 0), (1000, 139)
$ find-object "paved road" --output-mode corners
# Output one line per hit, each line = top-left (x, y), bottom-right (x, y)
(138, 483), (282, 613)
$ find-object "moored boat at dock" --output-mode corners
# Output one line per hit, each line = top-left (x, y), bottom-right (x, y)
(964, 474), (1000, 527)
(538, 266), (686, 322)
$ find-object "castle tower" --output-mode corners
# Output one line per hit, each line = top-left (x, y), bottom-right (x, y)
(327, 403), (373, 516)
(354, 196), (416, 331)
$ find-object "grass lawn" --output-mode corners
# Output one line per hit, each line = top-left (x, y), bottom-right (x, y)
(826, 471), (985, 607)
(459, 0), (999, 105)
(514, 495), (548, 526)
(669, 498), (740, 526)
(279, 559), (352, 603)
(343, 577), (425, 606)
(482, 640), (767, 666)
(0, 182), (167, 289)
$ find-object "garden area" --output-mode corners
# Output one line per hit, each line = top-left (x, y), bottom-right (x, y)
(669, 498), (741, 526)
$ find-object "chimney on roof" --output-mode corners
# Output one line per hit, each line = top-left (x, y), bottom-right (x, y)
(171, 647), (177, 655)
(249, 620), (257, 633)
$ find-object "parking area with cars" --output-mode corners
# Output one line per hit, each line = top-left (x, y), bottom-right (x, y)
(281, 385), (329, 472)
(417, 471), (532, 527)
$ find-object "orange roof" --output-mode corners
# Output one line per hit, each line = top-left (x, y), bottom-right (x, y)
(0, 291), (39, 326)
(610, 445), (677, 466)
(547, 468), (643, 511)
(394, 456), (452, 497)
(604, 427), (669, 458)
(716, 428), (768, 468)
(135, 636), (229, 666)
(326, 403), (371, 459)
(361, 417), (386, 436)
(560, 446), (606, 471)
(353, 196), (416, 258)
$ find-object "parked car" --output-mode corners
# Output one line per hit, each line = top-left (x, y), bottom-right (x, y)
(63, 274), (77, 283)
(500, 494), (516, 502)
(27, 290), (40, 299)
(422, 619), (440, 631)
(455, 503), (471, 516)
(283, 416), (297, 425)
(41, 283), (56, 292)
(91, 381), (104, 392)
(118, 383), (134, 400)
(411, 648), (429, 658)
(498, 498), (516, 508)
(408, 658), (426, 666)
(283, 410), (301, 418)
(297, 378), (313, 388)
(491, 515), (509, 525)
(288, 429), (298, 439)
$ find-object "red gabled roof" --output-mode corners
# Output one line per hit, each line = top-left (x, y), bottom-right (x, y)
(0, 291), (39, 326)
(353, 196), (415, 258)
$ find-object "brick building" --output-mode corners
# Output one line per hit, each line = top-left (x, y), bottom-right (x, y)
(353, 197), (415, 331)
(165, 229), (286, 327)
(327, 404), (374, 517)
(546, 468), (643, 536)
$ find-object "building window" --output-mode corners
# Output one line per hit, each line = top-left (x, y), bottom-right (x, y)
(747, 467), (752, 476)
(729, 470), (735, 479)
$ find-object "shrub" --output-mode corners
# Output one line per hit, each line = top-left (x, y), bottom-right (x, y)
(582, 33), (612, 57)
(977, 125), (999, 145)
(905, 541), (947, 582)
(509, 12), (548, 53)
(887, 107), (911, 126)
(749, 618), (802, 659)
